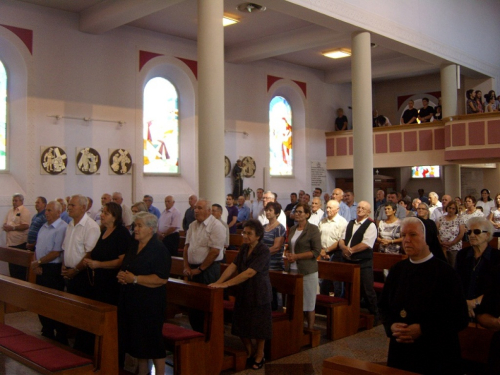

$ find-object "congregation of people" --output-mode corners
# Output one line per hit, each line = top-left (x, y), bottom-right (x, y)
(335, 90), (500, 130)
(3, 184), (500, 374)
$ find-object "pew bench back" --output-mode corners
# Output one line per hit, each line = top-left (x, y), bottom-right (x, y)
(0, 274), (117, 374)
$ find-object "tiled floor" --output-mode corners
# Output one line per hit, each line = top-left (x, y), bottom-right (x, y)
(1, 311), (389, 374)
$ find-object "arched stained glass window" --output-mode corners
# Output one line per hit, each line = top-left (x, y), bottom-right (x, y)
(0, 60), (7, 170)
(143, 77), (179, 174)
(269, 96), (292, 176)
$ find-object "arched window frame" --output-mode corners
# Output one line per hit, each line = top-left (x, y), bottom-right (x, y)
(269, 95), (293, 176)
(143, 76), (180, 175)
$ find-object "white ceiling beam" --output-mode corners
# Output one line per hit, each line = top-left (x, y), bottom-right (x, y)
(226, 25), (343, 64)
(79, 0), (185, 34)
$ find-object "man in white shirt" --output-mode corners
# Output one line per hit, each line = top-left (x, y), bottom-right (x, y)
(318, 200), (348, 296)
(308, 197), (324, 226)
(3, 193), (31, 279)
(61, 194), (100, 353)
(428, 192), (442, 216)
(61, 195), (100, 291)
(183, 199), (226, 332)
(339, 201), (379, 321)
(430, 194), (451, 222)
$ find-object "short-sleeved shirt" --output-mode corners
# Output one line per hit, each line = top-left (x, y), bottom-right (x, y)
(35, 218), (68, 263)
(251, 199), (264, 220)
(233, 242), (272, 307)
(158, 206), (181, 234)
(262, 223), (286, 270)
(28, 209), (47, 245)
(343, 218), (377, 248)
(185, 215), (226, 264)
(335, 115), (348, 131)
(318, 214), (348, 250)
(418, 106), (434, 122)
(148, 205), (161, 219)
(62, 214), (100, 268)
(378, 219), (402, 253)
(236, 205), (250, 222)
(308, 209), (324, 226)
(4, 205), (31, 246)
(401, 108), (418, 124)
(226, 205), (238, 234)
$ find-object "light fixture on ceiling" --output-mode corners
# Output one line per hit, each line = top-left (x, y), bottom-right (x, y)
(322, 48), (352, 59)
(237, 2), (266, 13)
(223, 16), (239, 26)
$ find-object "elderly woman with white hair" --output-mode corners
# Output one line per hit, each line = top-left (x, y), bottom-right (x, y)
(117, 212), (171, 374)
(455, 217), (500, 319)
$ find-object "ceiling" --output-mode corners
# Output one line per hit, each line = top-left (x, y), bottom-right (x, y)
(16, 0), (446, 83)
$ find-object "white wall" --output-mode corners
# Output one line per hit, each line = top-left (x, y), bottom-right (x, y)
(0, 1), (346, 231)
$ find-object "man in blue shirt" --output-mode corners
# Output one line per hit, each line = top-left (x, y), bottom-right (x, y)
(143, 194), (161, 218)
(30, 200), (68, 342)
(236, 195), (250, 228)
(26, 196), (47, 251)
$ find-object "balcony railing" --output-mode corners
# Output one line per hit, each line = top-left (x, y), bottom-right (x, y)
(325, 112), (500, 170)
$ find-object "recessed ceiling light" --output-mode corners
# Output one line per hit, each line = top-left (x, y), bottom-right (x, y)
(223, 16), (239, 26)
(237, 2), (266, 13)
(322, 49), (352, 59)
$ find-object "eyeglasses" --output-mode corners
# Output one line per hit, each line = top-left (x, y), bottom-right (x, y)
(417, 208), (428, 210)
(467, 229), (488, 235)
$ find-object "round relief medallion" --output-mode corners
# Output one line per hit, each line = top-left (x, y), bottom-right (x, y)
(109, 149), (132, 174)
(241, 156), (256, 178)
(76, 147), (101, 175)
(41, 146), (67, 175)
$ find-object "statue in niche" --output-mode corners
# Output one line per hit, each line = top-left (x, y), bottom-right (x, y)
(232, 159), (243, 198)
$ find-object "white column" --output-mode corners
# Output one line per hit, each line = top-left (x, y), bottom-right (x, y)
(197, 0), (225, 205)
(441, 64), (460, 198)
(351, 32), (374, 211)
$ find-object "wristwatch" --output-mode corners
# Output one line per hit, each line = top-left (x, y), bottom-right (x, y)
(133, 276), (138, 284)
(197, 266), (204, 272)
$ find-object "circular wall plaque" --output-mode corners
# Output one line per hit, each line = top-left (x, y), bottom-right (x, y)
(225, 156), (231, 177)
(110, 149), (132, 174)
(41, 146), (67, 175)
(76, 147), (101, 175)
(241, 156), (256, 178)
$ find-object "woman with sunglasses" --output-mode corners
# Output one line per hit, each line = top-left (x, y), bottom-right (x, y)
(488, 193), (500, 238)
(456, 217), (500, 320)
(436, 201), (466, 267)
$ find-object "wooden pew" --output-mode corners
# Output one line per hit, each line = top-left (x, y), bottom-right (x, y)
(220, 263), (305, 361)
(322, 356), (419, 374)
(372, 252), (407, 294)
(224, 249), (239, 264)
(163, 278), (224, 375)
(229, 234), (243, 249)
(0, 274), (117, 374)
(315, 261), (361, 340)
(0, 246), (35, 282)
(0, 246), (37, 313)
(459, 322), (494, 369)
